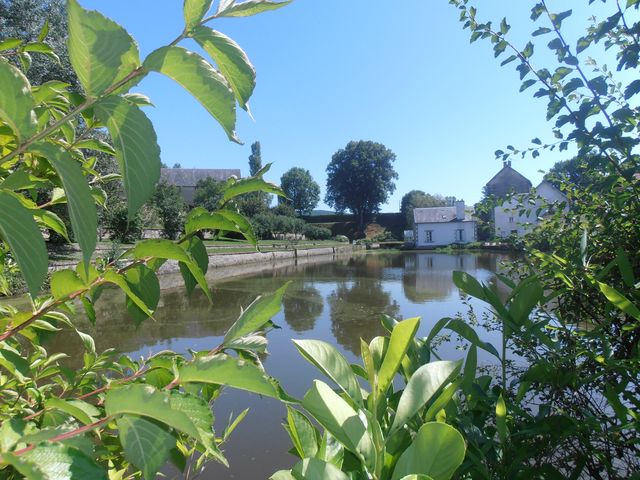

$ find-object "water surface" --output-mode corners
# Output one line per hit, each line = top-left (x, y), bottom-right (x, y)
(47, 251), (514, 479)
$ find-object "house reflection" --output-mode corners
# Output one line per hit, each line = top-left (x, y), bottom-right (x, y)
(403, 253), (479, 303)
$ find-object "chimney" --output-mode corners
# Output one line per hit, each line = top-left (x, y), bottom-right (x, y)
(455, 200), (465, 221)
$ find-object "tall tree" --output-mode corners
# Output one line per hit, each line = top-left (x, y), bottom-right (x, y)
(193, 177), (225, 212)
(325, 140), (398, 232)
(279, 167), (320, 216)
(400, 190), (447, 228)
(0, 0), (79, 89)
(238, 141), (270, 217)
(248, 141), (262, 176)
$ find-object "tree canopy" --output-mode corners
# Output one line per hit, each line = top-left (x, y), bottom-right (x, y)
(237, 140), (271, 217)
(325, 140), (398, 232)
(248, 141), (262, 176)
(279, 167), (320, 216)
(193, 177), (225, 211)
(400, 190), (447, 227)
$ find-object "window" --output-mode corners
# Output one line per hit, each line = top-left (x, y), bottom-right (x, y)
(509, 216), (514, 223)
(424, 230), (433, 243)
(511, 229), (518, 235)
(455, 229), (465, 242)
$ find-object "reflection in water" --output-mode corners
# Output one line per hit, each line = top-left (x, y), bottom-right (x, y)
(402, 253), (478, 303)
(30, 251), (517, 479)
(283, 283), (323, 332)
(328, 278), (401, 354)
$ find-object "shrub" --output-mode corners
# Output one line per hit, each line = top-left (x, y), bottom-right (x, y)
(104, 204), (144, 243)
(303, 224), (332, 240)
(334, 234), (349, 243)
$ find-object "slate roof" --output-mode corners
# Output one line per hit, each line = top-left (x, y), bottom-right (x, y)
(160, 168), (241, 187)
(413, 207), (474, 224)
(484, 165), (532, 197)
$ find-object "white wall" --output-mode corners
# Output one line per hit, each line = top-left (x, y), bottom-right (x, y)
(414, 221), (476, 247)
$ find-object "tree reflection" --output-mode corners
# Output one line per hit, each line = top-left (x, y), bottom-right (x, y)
(328, 278), (400, 354)
(283, 283), (323, 332)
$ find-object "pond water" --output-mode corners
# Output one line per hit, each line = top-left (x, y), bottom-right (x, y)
(46, 251), (515, 479)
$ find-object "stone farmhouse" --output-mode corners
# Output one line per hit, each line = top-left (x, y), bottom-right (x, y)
(160, 168), (240, 205)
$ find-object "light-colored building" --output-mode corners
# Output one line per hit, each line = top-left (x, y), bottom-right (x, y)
(160, 168), (241, 204)
(494, 180), (568, 238)
(412, 201), (477, 248)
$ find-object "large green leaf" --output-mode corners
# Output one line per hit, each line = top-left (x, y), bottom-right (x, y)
(445, 319), (501, 360)
(224, 282), (289, 343)
(597, 281), (640, 322)
(302, 380), (375, 470)
(105, 384), (200, 439)
(103, 271), (153, 318)
(126, 239), (211, 302)
(285, 407), (319, 459)
(168, 391), (221, 458)
(217, 0), (292, 17)
(20, 444), (107, 480)
(32, 142), (97, 269)
(117, 414), (175, 480)
(178, 354), (283, 398)
(0, 59), (36, 141)
(390, 360), (462, 434)
(124, 264), (160, 326)
(143, 46), (238, 142)
(452, 271), (487, 301)
(293, 339), (363, 406)
(95, 95), (160, 218)
(377, 317), (420, 396)
(192, 26), (255, 110)
(292, 458), (350, 480)
(221, 172), (284, 204)
(0, 191), (48, 296)
(391, 422), (466, 480)
(184, 0), (213, 30)
(67, 0), (141, 96)
(217, 209), (257, 245)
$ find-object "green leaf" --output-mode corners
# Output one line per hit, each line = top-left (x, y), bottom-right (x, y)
(292, 458), (350, 480)
(0, 59), (36, 141)
(390, 360), (462, 434)
(302, 380), (375, 470)
(127, 239), (211, 302)
(44, 398), (93, 425)
(293, 339), (363, 406)
(217, 0), (292, 17)
(31, 209), (69, 241)
(31, 142), (97, 269)
(178, 353), (284, 399)
(0, 191), (48, 296)
(377, 317), (420, 396)
(103, 270), (153, 317)
(452, 271), (487, 301)
(67, 0), (141, 96)
(21, 444), (107, 480)
(286, 407), (319, 459)
(192, 26), (255, 111)
(0, 38), (22, 51)
(184, 0), (213, 30)
(95, 95), (161, 219)
(597, 282), (640, 321)
(270, 471), (296, 480)
(105, 384), (200, 439)
(178, 236), (209, 296)
(124, 264), (160, 326)
(445, 318), (501, 359)
(117, 414), (175, 480)
(224, 282), (289, 343)
(143, 46), (238, 142)
(391, 422), (466, 480)
(217, 209), (258, 245)
(50, 270), (85, 300)
(73, 138), (116, 155)
(221, 171), (284, 203)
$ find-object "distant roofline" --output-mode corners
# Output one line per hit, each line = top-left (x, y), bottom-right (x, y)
(485, 164), (532, 188)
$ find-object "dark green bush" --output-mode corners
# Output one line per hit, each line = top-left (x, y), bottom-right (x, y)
(303, 224), (332, 240)
(104, 204), (144, 244)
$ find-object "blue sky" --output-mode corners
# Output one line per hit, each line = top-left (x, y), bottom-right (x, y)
(83, 0), (610, 211)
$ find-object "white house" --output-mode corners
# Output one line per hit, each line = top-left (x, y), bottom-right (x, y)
(494, 180), (568, 238)
(412, 201), (477, 248)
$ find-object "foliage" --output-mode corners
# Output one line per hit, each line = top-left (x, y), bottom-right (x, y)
(303, 224), (332, 241)
(0, 0), (290, 477)
(151, 180), (186, 239)
(325, 141), (398, 233)
(272, 317), (466, 480)
(400, 190), (447, 228)
(446, 0), (640, 476)
(472, 191), (498, 241)
(280, 167), (321, 216)
(193, 176), (226, 211)
(252, 213), (306, 240)
(248, 140), (262, 176)
(271, 202), (297, 217)
(334, 234), (349, 243)
(103, 203), (144, 244)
